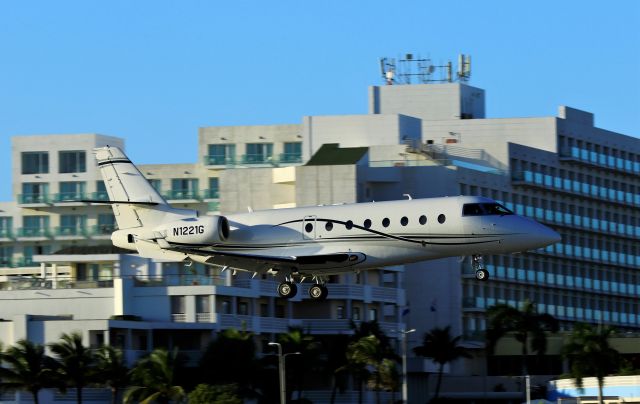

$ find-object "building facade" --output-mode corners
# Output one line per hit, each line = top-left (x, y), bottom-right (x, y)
(0, 81), (638, 400)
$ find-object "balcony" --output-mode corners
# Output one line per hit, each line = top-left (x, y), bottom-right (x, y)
(55, 226), (88, 238)
(53, 192), (87, 203)
(202, 189), (219, 200)
(241, 154), (274, 165)
(90, 191), (110, 201)
(162, 189), (201, 202)
(18, 194), (50, 206)
(204, 155), (236, 166)
(90, 224), (116, 238)
(17, 227), (52, 239)
(279, 153), (302, 164)
(0, 228), (14, 240)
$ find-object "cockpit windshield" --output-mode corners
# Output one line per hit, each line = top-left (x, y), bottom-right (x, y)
(462, 203), (514, 216)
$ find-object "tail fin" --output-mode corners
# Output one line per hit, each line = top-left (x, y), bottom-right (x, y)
(94, 146), (195, 230)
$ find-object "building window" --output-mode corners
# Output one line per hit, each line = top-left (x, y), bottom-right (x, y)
(337, 306), (344, 319)
(353, 307), (361, 321)
(169, 179), (199, 199)
(59, 151), (86, 173)
(21, 183), (49, 204)
(196, 295), (211, 314)
(97, 214), (116, 234)
(207, 177), (219, 199)
(281, 142), (302, 163)
(22, 216), (50, 237)
(21, 152), (49, 174)
(207, 144), (236, 165)
(238, 301), (249, 315)
(0, 217), (13, 238)
(171, 296), (186, 314)
(148, 179), (162, 192)
(58, 181), (86, 201)
(95, 181), (108, 200)
(245, 143), (273, 164)
(221, 300), (231, 314)
(59, 215), (87, 236)
(369, 308), (378, 321)
(0, 246), (13, 266)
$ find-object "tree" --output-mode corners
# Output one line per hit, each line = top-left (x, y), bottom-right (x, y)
(486, 300), (559, 375)
(188, 384), (242, 404)
(49, 331), (96, 404)
(413, 326), (471, 401)
(124, 348), (186, 404)
(198, 328), (258, 398)
(0, 340), (59, 404)
(277, 327), (321, 401)
(562, 323), (620, 404)
(344, 334), (397, 404)
(94, 345), (129, 404)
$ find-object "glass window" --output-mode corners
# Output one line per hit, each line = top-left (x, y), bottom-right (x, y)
(59, 181), (86, 200)
(207, 144), (236, 165)
(337, 306), (344, 319)
(207, 177), (219, 199)
(325, 221), (333, 231)
(345, 220), (353, 230)
(419, 215), (427, 225)
(382, 218), (390, 227)
(363, 219), (371, 229)
(196, 295), (210, 313)
(400, 216), (408, 226)
(282, 142), (302, 163)
(245, 143), (274, 163)
(59, 151), (86, 173)
(171, 296), (185, 314)
(21, 152), (49, 174)
(438, 214), (446, 224)
(170, 179), (199, 199)
(148, 179), (162, 191)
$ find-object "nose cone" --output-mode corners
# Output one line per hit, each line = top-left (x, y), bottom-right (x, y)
(535, 223), (561, 247)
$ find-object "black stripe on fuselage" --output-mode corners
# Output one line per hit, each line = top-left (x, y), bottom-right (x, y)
(97, 158), (132, 166)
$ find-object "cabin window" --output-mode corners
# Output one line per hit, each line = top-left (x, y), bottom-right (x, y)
(419, 215), (427, 225)
(305, 223), (313, 233)
(345, 220), (353, 230)
(364, 219), (372, 229)
(438, 214), (446, 224)
(401, 217), (408, 226)
(325, 221), (333, 231)
(462, 203), (514, 216)
(382, 218), (390, 227)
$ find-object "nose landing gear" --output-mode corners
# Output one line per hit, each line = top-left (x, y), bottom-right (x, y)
(472, 255), (489, 281)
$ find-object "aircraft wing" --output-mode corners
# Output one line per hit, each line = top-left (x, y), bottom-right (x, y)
(172, 246), (366, 274)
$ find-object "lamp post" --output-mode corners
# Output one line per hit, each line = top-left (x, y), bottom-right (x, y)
(268, 342), (300, 404)
(400, 329), (416, 404)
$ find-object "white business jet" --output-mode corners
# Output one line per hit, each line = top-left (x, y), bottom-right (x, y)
(92, 146), (560, 300)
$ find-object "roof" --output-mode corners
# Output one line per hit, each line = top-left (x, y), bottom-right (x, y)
(305, 143), (368, 166)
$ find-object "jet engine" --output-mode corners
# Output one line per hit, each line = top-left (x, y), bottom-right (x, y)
(158, 215), (230, 245)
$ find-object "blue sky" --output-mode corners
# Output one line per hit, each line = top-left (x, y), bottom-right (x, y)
(1, 0), (638, 201)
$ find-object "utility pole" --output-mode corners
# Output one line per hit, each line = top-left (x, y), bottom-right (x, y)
(400, 329), (416, 403)
(269, 342), (301, 404)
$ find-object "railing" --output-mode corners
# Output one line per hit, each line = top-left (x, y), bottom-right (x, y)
(90, 224), (116, 235)
(18, 194), (50, 204)
(371, 286), (398, 301)
(278, 153), (302, 163)
(202, 189), (219, 199)
(171, 313), (186, 322)
(204, 155), (236, 165)
(55, 226), (88, 236)
(133, 274), (227, 287)
(241, 154), (274, 164)
(54, 192), (86, 202)
(17, 227), (52, 238)
(0, 228), (13, 238)
(91, 191), (110, 201)
(162, 189), (201, 200)
(196, 312), (211, 322)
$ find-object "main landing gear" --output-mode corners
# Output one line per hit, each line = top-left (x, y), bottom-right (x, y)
(472, 255), (489, 281)
(277, 275), (329, 301)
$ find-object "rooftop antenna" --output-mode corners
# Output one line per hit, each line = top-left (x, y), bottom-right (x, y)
(379, 53), (472, 85)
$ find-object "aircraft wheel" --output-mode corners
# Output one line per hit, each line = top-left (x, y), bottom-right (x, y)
(475, 268), (489, 281)
(278, 282), (297, 299)
(309, 284), (329, 300)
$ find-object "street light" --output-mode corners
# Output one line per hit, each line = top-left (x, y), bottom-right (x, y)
(268, 342), (300, 404)
(400, 329), (416, 404)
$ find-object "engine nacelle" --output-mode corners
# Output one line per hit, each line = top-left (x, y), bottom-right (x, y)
(157, 215), (230, 245)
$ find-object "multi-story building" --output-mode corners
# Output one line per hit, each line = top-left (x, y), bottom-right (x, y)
(0, 79), (638, 401)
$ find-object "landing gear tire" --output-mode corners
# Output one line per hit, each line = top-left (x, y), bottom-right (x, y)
(308, 284), (329, 300)
(278, 282), (298, 299)
(475, 268), (489, 281)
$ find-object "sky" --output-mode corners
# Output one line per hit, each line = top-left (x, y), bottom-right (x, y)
(0, 0), (638, 201)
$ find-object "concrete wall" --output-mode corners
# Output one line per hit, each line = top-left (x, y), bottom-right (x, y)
(295, 165), (358, 206)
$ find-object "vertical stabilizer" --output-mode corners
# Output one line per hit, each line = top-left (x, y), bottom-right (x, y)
(94, 146), (195, 230)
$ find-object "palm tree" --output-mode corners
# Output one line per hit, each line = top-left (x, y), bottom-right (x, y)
(0, 340), (59, 404)
(562, 323), (620, 404)
(94, 345), (129, 404)
(49, 331), (96, 404)
(345, 334), (395, 404)
(413, 326), (471, 401)
(277, 326), (321, 400)
(486, 300), (559, 375)
(124, 347), (186, 404)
